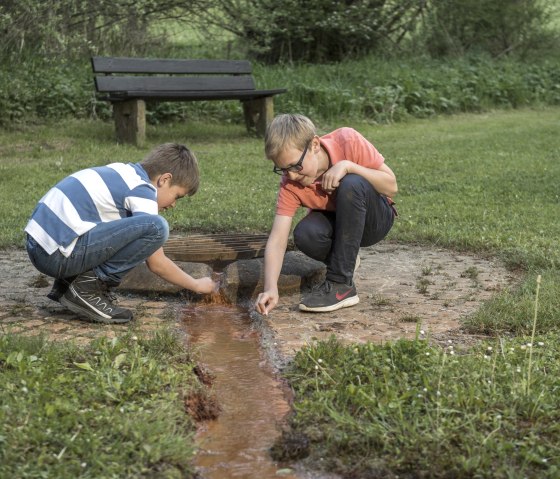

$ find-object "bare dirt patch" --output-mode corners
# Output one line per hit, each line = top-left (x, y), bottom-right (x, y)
(0, 249), (179, 344)
(1, 244), (517, 363)
(254, 243), (517, 365)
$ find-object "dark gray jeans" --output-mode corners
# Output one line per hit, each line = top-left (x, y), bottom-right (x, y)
(293, 174), (395, 285)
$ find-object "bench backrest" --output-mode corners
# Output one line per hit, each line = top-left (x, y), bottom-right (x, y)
(92, 56), (256, 93)
(92, 57), (253, 74)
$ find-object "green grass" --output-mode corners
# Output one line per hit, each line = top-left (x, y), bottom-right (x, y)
(0, 331), (200, 478)
(278, 333), (560, 478)
(1, 107), (559, 477)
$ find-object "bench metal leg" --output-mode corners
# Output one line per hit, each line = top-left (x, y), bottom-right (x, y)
(242, 97), (274, 137)
(113, 99), (146, 146)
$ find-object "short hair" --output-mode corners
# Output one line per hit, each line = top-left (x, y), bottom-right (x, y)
(265, 114), (316, 161)
(140, 143), (199, 196)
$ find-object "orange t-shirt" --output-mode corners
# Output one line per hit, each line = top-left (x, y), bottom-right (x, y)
(275, 127), (385, 217)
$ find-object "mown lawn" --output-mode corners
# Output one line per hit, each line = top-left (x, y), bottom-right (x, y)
(0, 106), (559, 477)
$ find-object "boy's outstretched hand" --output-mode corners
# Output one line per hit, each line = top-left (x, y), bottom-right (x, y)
(195, 277), (219, 294)
(255, 289), (279, 316)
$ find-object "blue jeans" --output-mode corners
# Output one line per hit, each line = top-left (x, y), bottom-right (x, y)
(293, 174), (395, 285)
(26, 215), (169, 284)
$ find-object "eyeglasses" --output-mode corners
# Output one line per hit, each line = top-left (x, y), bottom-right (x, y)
(273, 141), (310, 175)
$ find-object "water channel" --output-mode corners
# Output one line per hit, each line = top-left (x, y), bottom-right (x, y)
(181, 302), (299, 479)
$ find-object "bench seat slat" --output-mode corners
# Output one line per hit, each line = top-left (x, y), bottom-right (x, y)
(92, 56), (252, 75)
(103, 88), (288, 102)
(95, 75), (255, 93)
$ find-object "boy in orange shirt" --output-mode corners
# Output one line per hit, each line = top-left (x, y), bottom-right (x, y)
(255, 114), (398, 314)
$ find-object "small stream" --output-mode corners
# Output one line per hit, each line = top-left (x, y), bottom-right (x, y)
(181, 303), (299, 479)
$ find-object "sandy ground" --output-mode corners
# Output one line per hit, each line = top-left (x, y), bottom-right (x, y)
(0, 249), (179, 344)
(1, 243), (516, 364)
(252, 242), (517, 367)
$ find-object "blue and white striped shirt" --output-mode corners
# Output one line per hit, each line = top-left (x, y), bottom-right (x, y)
(25, 162), (157, 257)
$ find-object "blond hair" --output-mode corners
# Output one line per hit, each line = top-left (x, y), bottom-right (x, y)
(140, 143), (199, 196)
(264, 114), (316, 161)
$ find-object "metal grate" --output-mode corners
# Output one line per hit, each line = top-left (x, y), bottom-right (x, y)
(163, 233), (269, 262)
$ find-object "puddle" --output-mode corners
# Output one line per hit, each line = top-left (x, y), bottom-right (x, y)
(181, 303), (298, 479)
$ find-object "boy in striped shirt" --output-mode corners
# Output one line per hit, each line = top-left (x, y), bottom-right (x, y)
(25, 143), (216, 324)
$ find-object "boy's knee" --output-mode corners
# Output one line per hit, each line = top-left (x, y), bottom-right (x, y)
(293, 222), (310, 250)
(339, 173), (369, 193)
(293, 218), (332, 260)
(151, 216), (169, 243)
(338, 174), (377, 205)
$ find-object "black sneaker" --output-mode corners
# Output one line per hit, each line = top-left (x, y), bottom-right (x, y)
(47, 276), (77, 303)
(299, 280), (360, 313)
(60, 272), (133, 324)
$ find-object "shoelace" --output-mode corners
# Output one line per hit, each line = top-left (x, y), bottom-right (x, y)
(99, 282), (118, 302)
(79, 275), (119, 303)
(311, 280), (332, 294)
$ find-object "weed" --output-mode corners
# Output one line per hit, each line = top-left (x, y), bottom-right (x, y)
(416, 277), (432, 295)
(461, 266), (480, 281)
(371, 295), (392, 306)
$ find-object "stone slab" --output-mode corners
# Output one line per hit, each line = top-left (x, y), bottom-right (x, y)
(221, 251), (325, 304)
(117, 261), (213, 294)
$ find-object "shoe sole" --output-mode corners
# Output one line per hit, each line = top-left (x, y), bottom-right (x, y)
(60, 295), (132, 324)
(299, 295), (360, 313)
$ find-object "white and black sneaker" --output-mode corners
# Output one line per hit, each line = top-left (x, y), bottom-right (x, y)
(60, 272), (133, 324)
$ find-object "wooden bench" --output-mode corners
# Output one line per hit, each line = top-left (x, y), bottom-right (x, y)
(91, 56), (287, 146)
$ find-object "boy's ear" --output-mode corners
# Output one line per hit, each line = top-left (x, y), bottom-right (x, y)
(157, 173), (173, 187)
(311, 135), (321, 152)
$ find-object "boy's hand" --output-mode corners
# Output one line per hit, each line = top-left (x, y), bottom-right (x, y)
(321, 161), (349, 194)
(255, 289), (279, 316)
(195, 277), (219, 294)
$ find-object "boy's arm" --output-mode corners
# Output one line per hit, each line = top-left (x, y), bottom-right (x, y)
(146, 247), (217, 294)
(322, 161), (398, 198)
(255, 214), (293, 315)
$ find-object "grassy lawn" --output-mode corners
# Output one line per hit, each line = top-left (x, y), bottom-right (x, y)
(1, 106), (559, 477)
(0, 331), (202, 478)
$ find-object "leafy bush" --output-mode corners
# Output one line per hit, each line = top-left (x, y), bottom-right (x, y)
(418, 0), (560, 58)
(196, 0), (421, 63)
(0, 55), (558, 127)
(0, 0), (204, 62)
(259, 56), (560, 122)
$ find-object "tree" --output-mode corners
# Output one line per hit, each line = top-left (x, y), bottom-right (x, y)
(0, 0), (204, 61)
(419, 0), (558, 58)
(195, 0), (426, 63)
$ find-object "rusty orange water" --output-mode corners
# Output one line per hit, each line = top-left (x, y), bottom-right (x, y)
(181, 303), (298, 479)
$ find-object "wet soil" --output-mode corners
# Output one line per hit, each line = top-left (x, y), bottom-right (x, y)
(181, 304), (298, 479)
